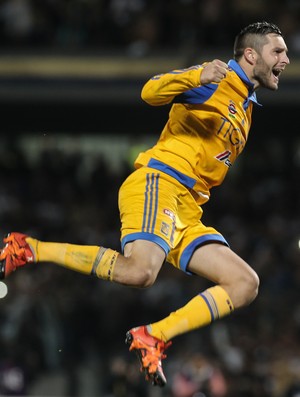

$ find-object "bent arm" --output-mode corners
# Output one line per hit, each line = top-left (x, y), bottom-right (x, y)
(141, 65), (204, 106)
(141, 60), (229, 106)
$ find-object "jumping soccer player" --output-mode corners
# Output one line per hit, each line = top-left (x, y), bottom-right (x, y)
(0, 21), (289, 387)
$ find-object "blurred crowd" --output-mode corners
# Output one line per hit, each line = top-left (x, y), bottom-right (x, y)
(0, 0), (300, 56)
(0, 133), (298, 397)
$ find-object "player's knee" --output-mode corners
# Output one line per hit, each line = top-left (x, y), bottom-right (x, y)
(237, 269), (260, 308)
(227, 267), (259, 309)
(122, 241), (164, 288)
(125, 257), (159, 288)
(132, 267), (157, 288)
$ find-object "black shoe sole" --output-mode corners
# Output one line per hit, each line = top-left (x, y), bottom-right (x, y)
(125, 331), (166, 387)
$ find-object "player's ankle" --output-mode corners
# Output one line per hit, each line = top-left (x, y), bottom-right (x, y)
(25, 237), (39, 262)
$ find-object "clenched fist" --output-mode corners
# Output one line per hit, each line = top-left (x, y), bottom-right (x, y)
(200, 59), (229, 85)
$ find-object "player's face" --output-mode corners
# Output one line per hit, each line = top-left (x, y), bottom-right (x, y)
(253, 34), (289, 90)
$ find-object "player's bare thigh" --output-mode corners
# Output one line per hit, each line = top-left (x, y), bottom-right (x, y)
(187, 243), (259, 308)
(114, 240), (166, 288)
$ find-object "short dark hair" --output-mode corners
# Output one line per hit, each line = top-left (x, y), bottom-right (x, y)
(233, 21), (283, 61)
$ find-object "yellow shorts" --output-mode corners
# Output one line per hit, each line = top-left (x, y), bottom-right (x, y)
(118, 166), (228, 273)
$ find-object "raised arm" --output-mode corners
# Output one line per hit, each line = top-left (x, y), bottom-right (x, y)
(141, 60), (229, 106)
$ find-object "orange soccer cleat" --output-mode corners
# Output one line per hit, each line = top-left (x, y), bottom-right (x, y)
(125, 325), (172, 387)
(0, 232), (35, 279)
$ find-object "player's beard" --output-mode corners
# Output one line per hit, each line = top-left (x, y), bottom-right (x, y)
(252, 55), (279, 91)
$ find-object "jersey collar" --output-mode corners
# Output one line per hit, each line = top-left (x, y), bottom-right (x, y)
(228, 59), (262, 108)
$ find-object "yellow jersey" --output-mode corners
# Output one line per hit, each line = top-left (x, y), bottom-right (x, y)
(134, 60), (261, 205)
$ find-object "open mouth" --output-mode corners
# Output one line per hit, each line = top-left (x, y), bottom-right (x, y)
(272, 68), (283, 81)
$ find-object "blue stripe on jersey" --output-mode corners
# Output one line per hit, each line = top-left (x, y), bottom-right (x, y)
(148, 158), (196, 189)
(168, 65), (201, 74)
(151, 65), (201, 80)
(179, 234), (229, 274)
(173, 83), (217, 104)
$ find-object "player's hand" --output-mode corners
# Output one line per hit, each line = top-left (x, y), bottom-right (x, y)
(200, 59), (229, 85)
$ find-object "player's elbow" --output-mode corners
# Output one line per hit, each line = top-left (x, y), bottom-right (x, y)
(141, 84), (167, 106)
(141, 84), (154, 105)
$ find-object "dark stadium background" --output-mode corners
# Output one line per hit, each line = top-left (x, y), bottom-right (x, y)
(0, 1), (299, 396)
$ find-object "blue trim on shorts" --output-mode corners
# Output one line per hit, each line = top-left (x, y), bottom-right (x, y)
(179, 234), (229, 275)
(121, 232), (170, 256)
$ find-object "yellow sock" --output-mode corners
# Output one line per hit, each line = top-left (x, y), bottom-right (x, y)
(27, 238), (118, 281)
(149, 285), (234, 342)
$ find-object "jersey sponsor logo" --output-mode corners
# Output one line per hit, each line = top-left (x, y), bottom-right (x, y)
(228, 100), (237, 119)
(215, 150), (232, 167)
(216, 117), (245, 151)
(163, 208), (175, 221)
